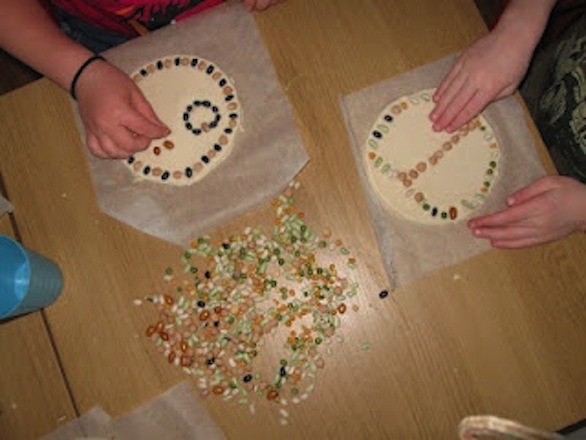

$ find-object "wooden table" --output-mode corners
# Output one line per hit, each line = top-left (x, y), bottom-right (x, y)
(1, 1), (585, 439)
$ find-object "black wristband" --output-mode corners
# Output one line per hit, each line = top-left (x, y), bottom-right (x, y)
(70, 55), (105, 100)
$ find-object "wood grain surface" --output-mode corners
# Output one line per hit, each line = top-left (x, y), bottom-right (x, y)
(0, 205), (76, 438)
(0, 1), (584, 439)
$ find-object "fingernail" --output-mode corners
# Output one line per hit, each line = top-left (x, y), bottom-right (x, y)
(429, 112), (438, 122)
(506, 197), (514, 206)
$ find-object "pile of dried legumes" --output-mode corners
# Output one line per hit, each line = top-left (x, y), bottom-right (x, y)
(144, 181), (360, 425)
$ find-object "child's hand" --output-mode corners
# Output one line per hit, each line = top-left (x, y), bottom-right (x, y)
(468, 176), (586, 249)
(242, 0), (281, 11)
(75, 60), (169, 159)
(429, 29), (532, 133)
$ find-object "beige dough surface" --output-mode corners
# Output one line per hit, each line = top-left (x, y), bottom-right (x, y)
(124, 55), (241, 186)
(364, 88), (500, 224)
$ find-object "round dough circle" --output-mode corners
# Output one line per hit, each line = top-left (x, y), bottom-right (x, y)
(124, 55), (241, 186)
(364, 88), (500, 224)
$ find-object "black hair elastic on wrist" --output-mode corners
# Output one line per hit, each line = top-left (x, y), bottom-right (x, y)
(70, 55), (105, 100)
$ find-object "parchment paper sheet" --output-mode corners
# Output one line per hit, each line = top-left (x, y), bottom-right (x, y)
(41, 382), (225, 440)
(74, 3), (308, 246)
(340, 54), (546, 288)
(0, 194), (13, 219)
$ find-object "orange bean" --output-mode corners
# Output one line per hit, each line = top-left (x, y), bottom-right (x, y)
(212, 386), (225, 395)
(180, 356), (193, 367)
(267, 389), (279, 400)
(168, 351), (176, 363)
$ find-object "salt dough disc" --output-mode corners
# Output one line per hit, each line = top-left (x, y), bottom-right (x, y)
(124, 55), (241, 186)
(364, 88), (500, 224)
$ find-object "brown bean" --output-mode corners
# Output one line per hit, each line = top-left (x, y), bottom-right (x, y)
(416, 162), (427, 172)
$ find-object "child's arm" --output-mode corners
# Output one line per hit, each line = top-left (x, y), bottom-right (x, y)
(429, 0), (557, 132)
(0, 0), (169, 158)
(0, 0), (94, 92)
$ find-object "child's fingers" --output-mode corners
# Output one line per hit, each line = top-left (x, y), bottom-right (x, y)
(468, 203), (534, 229)
(506, 176), (555, 206)
(111, 125), (152, 155)
(444, 89), (489, 132)
(98, 135), (125, 159)
(87, 133), (108, 158)
(432, 79), (476, 131)
(123, 110), (169, 140)
(130, 90), (169, 133)
(433, 59), (463, 105)
(254, 0), (274, 10)
(429, 73), (467, 129)
(472, 224), (534, 242)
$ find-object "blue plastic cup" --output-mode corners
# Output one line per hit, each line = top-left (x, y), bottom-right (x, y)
(0, 235), (63, 320)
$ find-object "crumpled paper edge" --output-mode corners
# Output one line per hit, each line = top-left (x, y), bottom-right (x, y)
(0, 194), (14, 218)
(41, 382), (225, 440)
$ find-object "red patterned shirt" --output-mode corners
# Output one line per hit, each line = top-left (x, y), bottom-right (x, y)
(45, 0), (224, 37)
